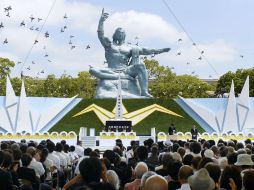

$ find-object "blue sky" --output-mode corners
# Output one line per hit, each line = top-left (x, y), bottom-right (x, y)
(0, 0), (253, 79)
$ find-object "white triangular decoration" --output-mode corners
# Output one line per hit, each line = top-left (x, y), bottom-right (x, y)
(15, 80), (32, 133)
(222, 81), (238, 133)
(5, 76), (17, 107)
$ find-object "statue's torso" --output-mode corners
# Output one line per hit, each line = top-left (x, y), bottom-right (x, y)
(105, 43), (132, 69)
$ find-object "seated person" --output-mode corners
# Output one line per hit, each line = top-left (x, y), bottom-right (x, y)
(17, 153), (40, 190)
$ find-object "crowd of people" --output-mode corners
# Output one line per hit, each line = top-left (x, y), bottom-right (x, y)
(0, 137), (254, 190)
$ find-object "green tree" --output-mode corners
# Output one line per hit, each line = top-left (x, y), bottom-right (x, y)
(145, 59), (213, 98)
(216, 68), (254, 96)
(76, 72), (96, 98)
(0, 57), (15, 78)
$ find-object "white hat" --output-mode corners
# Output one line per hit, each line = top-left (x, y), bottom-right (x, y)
(235, 154), (254, 166)
(188, 168), (215, 190)
(204, 149), (214, 159)
(163, 140), (172, 147)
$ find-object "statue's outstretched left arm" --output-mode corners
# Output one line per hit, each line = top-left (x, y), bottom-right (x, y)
(139, 47), (170, 55)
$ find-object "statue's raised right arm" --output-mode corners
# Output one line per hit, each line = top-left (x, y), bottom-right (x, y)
(97, 8), (110, 47)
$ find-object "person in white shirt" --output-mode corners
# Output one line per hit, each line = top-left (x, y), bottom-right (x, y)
(26, 146), (45, 178)
(177, 165), (193, 190)
(68, 146), (79, 165)
(55, 143), (67, 168)
(40, 148), (55, 181)
(47, 141), (61, 170)
(75, 141), (84, 157)
(75, 148), (92, 175)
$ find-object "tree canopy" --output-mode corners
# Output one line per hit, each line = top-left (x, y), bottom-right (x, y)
(216, 68), (254, 96)
(0, 57), (215, 98)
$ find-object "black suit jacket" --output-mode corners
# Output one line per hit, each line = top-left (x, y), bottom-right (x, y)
(191, 128), (198, 139)
(0, 168), (13, 190)
(168, 127), (176, 135)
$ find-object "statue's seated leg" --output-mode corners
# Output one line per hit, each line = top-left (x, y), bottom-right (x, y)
(89, 67), (119, 80)
(127, 64), (153, 98)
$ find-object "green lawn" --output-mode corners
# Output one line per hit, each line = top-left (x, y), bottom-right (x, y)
(50, 98), (204, 135)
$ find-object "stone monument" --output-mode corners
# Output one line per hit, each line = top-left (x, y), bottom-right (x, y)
(90, 9), (170, 98)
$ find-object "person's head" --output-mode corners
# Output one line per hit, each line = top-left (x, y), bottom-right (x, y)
(21, 153), (32, 167)
(205, 163), (221, 184)
(151, 146), (158, 156)
(167, 160), (182, 180)
(26, 146), (36, 157)
(161, 153), (173, 167)
(79, 157), (102, 183)
(90, 151), (100, 158)
(193, 125), (196, 129)
(144, 175), (168, 190)
(235, 154), (254, 170)
(1, 152), (13, 169)
(64, 144), (69, 153)
(55, 143), (63, 152)
(220, 165), (242, 190)
(203, 141), (211, 149)
(0, 142), (8, 150)
(172, 152), (182, 162)
(103, 150), (116, 164)
(188, 168), (215, 190)
(198, 157), (213, 169)
(178, 165), (193, 184)
(113, 28), (126, 45)
(68, 145), (75, 152)
(227, 152), (238, 165)
(106, 170), (119, 190)
(191, 156), (202, 171)
(243, 170), (254, 190)
(190, 142), (201, 154)
(13, 148), (22, 161)
(46, 141), (55, 153)
(219, 146), (228, 157)
(135, 162), (148, 179)
(235, 142), (244, 150)
(183, 154), (193, 166)
(84, 148), (92, 156)
(177, 147), (186, 158)
(40, 148), (49, 163)
(137, 146), (148, 161)
(204, 149), (214, 159)
(172, 143), (180, 152)
(140, 171), (156, 190)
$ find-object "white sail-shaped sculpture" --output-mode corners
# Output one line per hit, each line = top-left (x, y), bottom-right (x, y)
(4, 76), (18, 132)
(15, 80), (33, 133)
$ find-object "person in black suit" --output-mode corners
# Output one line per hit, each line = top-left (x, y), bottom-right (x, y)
(168, 124), (176, 135)
(191, 125), (198, 140)
(0, 152), (13, 190)
(17, 153), (40, 190)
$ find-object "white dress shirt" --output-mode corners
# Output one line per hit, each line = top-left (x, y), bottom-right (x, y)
(75, 145), (84, 157)
(43, 158), (53, 180)
(177, 183), (191, 190)
(29, 158), (45, 178)
(48, 152), (61, 170)
(55, 151), (67, 168)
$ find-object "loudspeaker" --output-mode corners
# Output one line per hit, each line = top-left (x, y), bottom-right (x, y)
(96, 140), (100, 146)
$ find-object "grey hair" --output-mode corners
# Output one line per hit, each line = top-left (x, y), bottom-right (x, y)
(140, 171), (156, 189)
(106, 170), (120, 190)
(135, 162), (148, 179)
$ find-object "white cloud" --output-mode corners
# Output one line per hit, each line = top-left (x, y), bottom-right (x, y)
(104, 10), (187, 44)
(0, 0), (239, 79)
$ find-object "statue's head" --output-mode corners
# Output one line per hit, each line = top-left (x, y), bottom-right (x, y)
(113, 27), (126, 45)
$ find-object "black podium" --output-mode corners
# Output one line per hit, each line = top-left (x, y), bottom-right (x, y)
(105, 120), (132, 132)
